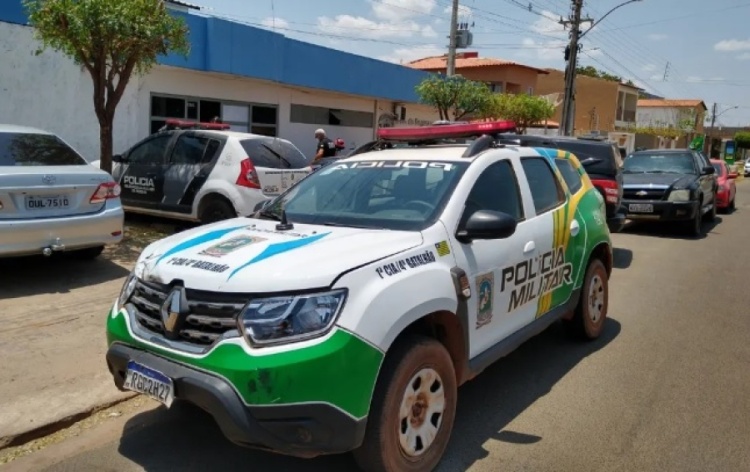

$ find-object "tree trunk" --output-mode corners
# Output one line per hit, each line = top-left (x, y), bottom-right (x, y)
(99, 120), (113, 174)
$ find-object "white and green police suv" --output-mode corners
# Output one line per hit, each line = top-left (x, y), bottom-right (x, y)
(106, 122), (613, 472)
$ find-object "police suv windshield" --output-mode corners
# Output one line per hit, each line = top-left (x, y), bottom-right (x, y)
(262, 159), (469, 231)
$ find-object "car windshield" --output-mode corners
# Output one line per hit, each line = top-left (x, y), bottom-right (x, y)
(712, 163), (724, 176)
(0, 132), (87, 166)
(260, 159), (469, 231)
(623, 152), (696, 174)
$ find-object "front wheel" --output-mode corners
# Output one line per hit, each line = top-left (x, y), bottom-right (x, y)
(563, 258), (608, 340)
(705, 198), (717, 222)
(353, 336), (457, 472)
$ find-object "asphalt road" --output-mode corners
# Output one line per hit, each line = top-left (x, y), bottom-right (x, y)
(6, 182), (750, 472)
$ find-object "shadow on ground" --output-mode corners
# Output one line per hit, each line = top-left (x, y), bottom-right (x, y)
(612, 247), (633, 269)
(115, 319), (621, 471)
(621, 216), (724, 241)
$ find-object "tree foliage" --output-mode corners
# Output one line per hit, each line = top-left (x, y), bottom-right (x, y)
(415, 74), (494, 121)
(481, 93), (555, 133)
(735, 131), (750, 149)
(576, 65), (635, 87)
(25, 0), (190, 173)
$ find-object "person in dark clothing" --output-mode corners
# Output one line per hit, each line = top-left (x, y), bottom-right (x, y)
(314, 129), (337, 162)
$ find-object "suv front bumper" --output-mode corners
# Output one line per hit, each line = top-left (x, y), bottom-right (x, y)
(106, 343), (367, 458)
(622, 200), (699, 221)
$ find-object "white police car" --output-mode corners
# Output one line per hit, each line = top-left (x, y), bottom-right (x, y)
(97, 120), (312, 224)
(107, 121), (613, 471)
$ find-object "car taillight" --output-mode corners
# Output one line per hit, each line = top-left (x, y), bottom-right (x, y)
(90, 182), (121, 204)
(236, 158), (261, 189)
(591, 179), (620, 204)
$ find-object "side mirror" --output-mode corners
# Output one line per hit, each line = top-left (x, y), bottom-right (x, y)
(456, 210), (517, 243)
(702, 165), (715, 175)
(728, 172), (738, 179)
(113, 154), (124, 163)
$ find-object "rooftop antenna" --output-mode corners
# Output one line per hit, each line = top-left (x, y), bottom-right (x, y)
(276, 207), (294, 231)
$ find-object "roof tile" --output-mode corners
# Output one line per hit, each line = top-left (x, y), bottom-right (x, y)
(407, 54), (548, 74)
(638, 99), (707, 109)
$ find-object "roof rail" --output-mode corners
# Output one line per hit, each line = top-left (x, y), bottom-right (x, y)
(161, 119), (231, 131)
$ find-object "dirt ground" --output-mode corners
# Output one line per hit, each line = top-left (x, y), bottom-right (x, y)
(0, 218), (175, 447)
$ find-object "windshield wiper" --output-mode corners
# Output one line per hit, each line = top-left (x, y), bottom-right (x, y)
(258, 209), (282, 221)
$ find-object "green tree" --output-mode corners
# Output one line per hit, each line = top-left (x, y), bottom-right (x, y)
(415, 74), (494, 121)
(735, 131), (750, 149)
(576, 65), (624, 83)
(25, 0), (190, 173)
(482, 93), (555, 134)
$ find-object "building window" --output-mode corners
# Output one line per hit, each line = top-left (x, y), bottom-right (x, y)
(527, 86), (534, 95)
(486, 82), (503, 93)
(290, 104), (374, 128)
(149, 94), (278, 136)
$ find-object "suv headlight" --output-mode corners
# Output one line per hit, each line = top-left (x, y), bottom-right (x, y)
(118, 272), (138, 309)
(238, 289), (347, 347)
(667, 189), (691, 202)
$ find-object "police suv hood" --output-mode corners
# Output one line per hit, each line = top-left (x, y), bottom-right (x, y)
(134, 217), (423, 292)
(623, 172), (696, 188)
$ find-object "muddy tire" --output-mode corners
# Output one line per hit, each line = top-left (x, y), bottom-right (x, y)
(199, 197), (236, 225)
(564, 258), (608, 341)
(686, 206), (703, 237)
(353, 335), (457, 472)
(729, 197), (736, 211)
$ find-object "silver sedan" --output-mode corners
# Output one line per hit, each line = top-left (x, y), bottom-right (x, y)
(0, 125), (124, 259)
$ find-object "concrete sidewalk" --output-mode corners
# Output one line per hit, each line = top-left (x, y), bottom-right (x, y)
(0, 224), (168, 448)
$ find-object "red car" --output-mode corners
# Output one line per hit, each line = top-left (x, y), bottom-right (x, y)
(711, 159), (737, 212)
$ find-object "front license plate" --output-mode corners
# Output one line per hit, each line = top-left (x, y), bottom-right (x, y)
(25, 195), (71, 210)
(629, 203), (653, 213)
(123, 360), (175, 407)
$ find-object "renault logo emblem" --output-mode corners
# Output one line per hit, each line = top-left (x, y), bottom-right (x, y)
(636, 190), (648, 196)
(161, 287), (188, 339)
(42, 175), (56, 185)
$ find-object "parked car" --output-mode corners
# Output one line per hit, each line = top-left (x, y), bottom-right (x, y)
(494, 133), (626, 233)
(622, 148), (717, 236)
(711, 159), (737, 212)
(0, 124), (123, 259)
(744, 159), (750, 177)
(96, 120), (313, 225)
(105, 121), (613, 472)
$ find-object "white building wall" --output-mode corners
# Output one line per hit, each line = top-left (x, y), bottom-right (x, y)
(636, 107), (681, 128)
(0, 21), (140, 160)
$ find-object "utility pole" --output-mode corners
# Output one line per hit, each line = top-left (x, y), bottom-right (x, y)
(706, 102), (718, 155)
(446, 0), (459, 77)
(559, 0), (592, 136)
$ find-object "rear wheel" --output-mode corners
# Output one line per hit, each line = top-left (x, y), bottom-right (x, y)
(353, 335), (457, 472)
(564, 258), (608, 340)
(69, 245), (105, 260)
(729, 197), (736, 211)
(199, 197), (236, 225)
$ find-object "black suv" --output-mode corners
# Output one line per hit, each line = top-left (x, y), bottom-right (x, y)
(621, 148), (717, 236)
(495, 134), (626, 232)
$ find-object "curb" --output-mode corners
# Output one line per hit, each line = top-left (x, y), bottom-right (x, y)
(0, 393), (137, 451)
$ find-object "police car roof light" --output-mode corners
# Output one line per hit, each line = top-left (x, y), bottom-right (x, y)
(163, 119), (231, 131)
(376, 120), (517, 142)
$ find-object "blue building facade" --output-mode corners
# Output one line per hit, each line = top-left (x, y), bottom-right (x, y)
(0, 0), (430, 103)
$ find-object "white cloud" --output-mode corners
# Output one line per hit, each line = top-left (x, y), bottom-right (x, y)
(378, 44), (445, 64)
(260, 17), (289, 29)
(714, 39), (750, 51)
(317, 15), (435, 39)
(370, 0), (436, 22)
(647, 33), (668, 41)
(530, 10), (568, 38)
(642, 64), (657, 72)
(686, 76), (725, 83)
(442, 4), (473, 16)
(512, 10), (582, 62)
(737, 52), (750, 60)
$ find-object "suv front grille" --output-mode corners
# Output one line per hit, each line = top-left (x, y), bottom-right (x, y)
(623, 188), (667, 200)
(129, 280), (247, 346)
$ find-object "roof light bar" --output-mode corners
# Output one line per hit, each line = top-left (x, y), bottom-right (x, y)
(376, 120), (517, 142)
(163, 119), (231, 131)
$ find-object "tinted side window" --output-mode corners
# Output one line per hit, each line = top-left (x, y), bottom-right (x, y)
(552, 141), (615, 176)
(240, 139), (288, 169)
(128, 135), (171, 165)
(460, 160), (524, 227)
(0, 133), (87, 166)
(555, 159), (583, 194)
(696, 151), (710, 169)
(262, 138), (311, 168)
(203, 139), (222, 164)
(522, 157), (565, 214)
(170, 134), (210, 165)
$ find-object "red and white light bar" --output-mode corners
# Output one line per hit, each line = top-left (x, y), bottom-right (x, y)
(164, 119), (231, 131)
(377, 120), (517, 141)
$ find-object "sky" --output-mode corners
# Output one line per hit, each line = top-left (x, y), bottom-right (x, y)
(188, 0), (750, 126)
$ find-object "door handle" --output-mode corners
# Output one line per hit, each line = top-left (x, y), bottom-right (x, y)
(523, 241), (536, 254)
(570, 220), (580, 237)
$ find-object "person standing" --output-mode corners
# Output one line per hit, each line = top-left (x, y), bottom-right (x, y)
(313, 129), (337, 162)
